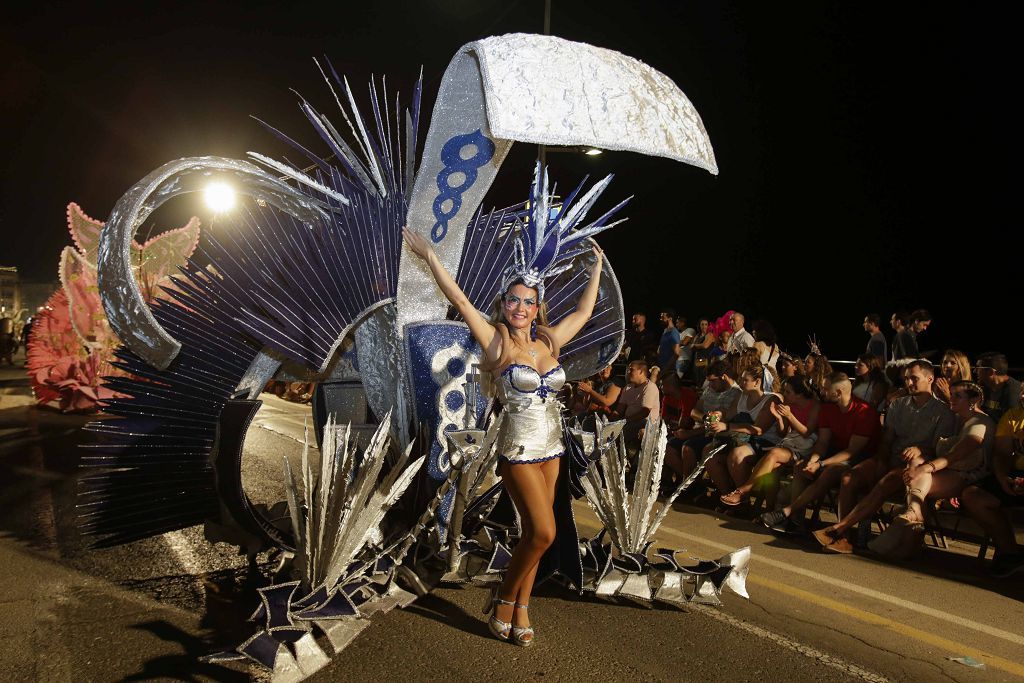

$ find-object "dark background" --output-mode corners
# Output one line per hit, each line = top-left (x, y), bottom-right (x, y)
(2, 2), (1017, 363)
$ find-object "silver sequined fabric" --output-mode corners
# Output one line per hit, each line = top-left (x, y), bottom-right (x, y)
(471, 33), (718, 173)
(495, 364), (566, 463)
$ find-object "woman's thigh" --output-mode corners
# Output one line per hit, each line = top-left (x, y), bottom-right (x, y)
(501, 461), (557, 532)
(922, 471), (968, 500)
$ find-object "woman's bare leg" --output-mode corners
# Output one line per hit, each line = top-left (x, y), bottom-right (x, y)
(705, 444), (733, 493)
(494, 458), (559, 629)
(903, 471), (965, 523)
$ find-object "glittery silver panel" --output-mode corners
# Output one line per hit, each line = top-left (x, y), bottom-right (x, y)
(98, 156), (333, 370)
(399, 48), (514, 335)
(353, 302), (407, 446)
(471, 33), (718, 174)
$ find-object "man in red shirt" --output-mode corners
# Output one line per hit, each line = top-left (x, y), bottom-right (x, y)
(761, 372), (879, 534)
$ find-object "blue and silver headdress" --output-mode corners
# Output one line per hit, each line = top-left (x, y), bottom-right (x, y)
(500, 162), (631, 302)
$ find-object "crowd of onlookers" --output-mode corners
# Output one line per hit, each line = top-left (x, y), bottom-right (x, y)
(565, 308), (1024, 579)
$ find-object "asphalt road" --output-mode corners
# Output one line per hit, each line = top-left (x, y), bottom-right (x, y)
(1, 386), (1022, 682)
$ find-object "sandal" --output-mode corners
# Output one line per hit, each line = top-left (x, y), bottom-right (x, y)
(720, 490), (744, 507)
(482, 586), (513, 642)
(510, 602), (534, 647)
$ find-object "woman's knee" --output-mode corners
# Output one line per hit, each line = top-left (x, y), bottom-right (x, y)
(529, 522), (557, 551)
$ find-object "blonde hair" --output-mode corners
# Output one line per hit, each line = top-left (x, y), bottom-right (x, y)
(478, 289), (555, 395)
(942, 349), (972, 382)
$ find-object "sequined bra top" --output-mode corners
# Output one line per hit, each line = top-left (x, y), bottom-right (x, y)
(495, 363), (567, 412)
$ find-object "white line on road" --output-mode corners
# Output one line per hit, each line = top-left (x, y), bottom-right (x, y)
(690, 604), (890, 683)
(653, 523), (1024, 648)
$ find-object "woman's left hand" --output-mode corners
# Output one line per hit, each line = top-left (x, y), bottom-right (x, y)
(590, 243), (604, 274)
(403, 227), (434, 260)
(903, 464), (926, 485)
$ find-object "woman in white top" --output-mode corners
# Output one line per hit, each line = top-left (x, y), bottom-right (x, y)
(704, 365), (781, 500)
(869, 381), (994, 558)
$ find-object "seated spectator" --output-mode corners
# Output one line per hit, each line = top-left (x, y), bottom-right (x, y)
(804, 352), (834, 399)
(752, 320), (780, 370)
(663, 360), (740, 483)
(673, 315), (697, 379)
(736, 347), (779, 394)
(776, 353), (802, 380)
(575, 364), (624, 416)
(719, 375), (820, 508)
(933, 349), (972, 405)
(976, 352), (1022, 424)
(868, 381), (994, 557)
(758, 372), (879, 533)
(961, 379), (1024, 577)
(611, 360), (660, 450)
(660, 370), (697, 429)
(703, 365), (781, 501)
(810, 360), (955, 553)
(852, 353), (888, 410)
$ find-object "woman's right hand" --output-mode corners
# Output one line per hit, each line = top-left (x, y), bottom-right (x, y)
(403, 227), (433, 260)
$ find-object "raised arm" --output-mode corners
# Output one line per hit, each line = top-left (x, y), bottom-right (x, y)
(546, 244), (604, 349)
(403, 228), (498, 358)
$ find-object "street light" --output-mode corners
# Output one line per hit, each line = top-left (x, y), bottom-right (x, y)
(203, 181), (236, 213)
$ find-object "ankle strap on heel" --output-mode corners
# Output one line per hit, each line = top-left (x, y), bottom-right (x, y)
(514, 602), (529, 609)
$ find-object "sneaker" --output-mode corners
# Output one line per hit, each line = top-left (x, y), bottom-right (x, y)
(990, 553), (1024, 579)
(760, 509), (787, 530)
(825, 535), (854, 554)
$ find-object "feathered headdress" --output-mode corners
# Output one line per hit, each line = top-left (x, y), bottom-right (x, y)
(500, 161), (631, 302)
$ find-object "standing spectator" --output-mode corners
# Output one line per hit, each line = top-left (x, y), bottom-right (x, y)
(863, 314), (887, 363)
(976, 352), (1022, 424)
(656, 308), (681, 376)
(674, 315), (697, 379)
(752, 320), (780, 370)
(961, 380), (1024, 577)
(726, 312), (755, 354)
(934, 350), (972, 405)
(612, 360), (661, 450)
(625, 313), (657, 363)
(890, 311), (916, 361)
(852, 353), (888, 410)
(691, 318), (715, 384)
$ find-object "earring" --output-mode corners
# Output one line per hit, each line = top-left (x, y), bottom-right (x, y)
(530, 319), (537, 341)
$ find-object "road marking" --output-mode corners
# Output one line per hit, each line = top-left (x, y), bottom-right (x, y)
(647, 523), (1024, 649)
(574, 511), (1024, 678)
(751, 577), (1024, 678)
(689, 603), (890, 683)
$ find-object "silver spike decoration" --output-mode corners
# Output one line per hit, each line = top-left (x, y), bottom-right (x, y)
(572, 417), (750, 606)
(207, 413), (429, 680)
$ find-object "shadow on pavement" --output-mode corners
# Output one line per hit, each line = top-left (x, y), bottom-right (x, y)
(118, 620), (249, 683)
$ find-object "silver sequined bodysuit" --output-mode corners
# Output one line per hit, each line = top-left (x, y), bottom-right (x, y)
(496, 363), (567, 464)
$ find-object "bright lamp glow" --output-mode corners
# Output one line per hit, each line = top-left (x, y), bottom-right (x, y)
(584, 148), (603, 156)
(203, 182), (236, 213)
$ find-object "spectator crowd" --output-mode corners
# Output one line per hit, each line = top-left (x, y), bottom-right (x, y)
(565, 308), (1024, 579)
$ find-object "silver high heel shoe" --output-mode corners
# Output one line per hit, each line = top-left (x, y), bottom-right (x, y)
(482, 586), (513, 642)
(511, 602), (534, 647)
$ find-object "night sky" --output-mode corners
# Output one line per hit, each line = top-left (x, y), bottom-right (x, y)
(2, 2), (1017, 363)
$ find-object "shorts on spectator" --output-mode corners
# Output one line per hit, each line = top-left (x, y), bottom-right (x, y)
(972, 470), (1024, 507)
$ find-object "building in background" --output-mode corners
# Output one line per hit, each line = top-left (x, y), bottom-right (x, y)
(0, 266), (21, 317)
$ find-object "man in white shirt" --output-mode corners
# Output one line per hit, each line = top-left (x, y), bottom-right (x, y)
(726, 311), (754, 354)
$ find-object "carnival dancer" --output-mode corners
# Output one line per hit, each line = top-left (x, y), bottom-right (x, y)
(402, 168), (613, 646)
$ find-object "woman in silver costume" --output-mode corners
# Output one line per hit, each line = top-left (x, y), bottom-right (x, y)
(403, 226), (604, 646)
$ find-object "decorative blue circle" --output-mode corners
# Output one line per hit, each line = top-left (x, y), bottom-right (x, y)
(447, 357), (466, 377)
(443, 422), (458, 433)
(445, 391), (465, 412)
